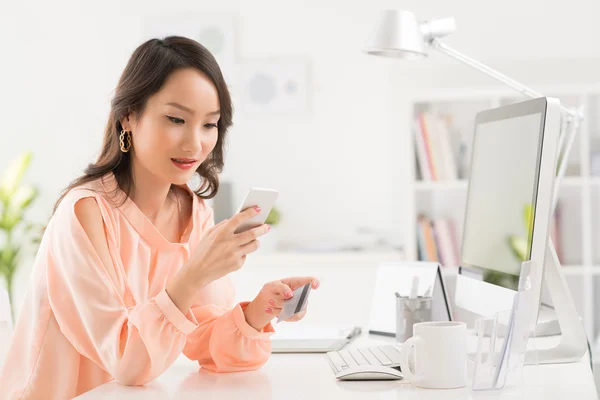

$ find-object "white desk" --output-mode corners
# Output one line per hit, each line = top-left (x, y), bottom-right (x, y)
(76, 333), (598, 400)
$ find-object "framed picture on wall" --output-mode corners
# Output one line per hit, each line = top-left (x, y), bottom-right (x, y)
(237, 58), (311, 116)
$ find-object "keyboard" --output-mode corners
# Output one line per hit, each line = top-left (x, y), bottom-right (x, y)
(326, 345), (403, 374)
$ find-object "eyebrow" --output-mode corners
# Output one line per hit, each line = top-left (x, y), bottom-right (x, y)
(166, 102), (220, 117)
(166, 102), (195, 115)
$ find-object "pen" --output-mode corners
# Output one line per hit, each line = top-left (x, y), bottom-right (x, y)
(410, 275), (419, 299)
(347, 326), (362, 339)
(424, 284), (433, 298)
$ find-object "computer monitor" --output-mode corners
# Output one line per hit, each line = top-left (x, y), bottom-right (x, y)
(454, 97), (561, 322)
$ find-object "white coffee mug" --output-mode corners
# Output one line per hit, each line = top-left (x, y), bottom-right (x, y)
(399, 321), (467, 389)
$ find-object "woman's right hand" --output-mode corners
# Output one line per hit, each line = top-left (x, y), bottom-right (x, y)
(189, 205), (271, 282)
(166, 206), (270, 313)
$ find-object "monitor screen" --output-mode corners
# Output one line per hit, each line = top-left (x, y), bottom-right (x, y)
(460, 112), (543, 291)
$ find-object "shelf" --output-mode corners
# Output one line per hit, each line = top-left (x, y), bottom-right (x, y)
(588, 266), (600, 274)
(414, 177), (587, 191)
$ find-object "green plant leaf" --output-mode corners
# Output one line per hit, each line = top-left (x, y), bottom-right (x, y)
(508, 235), (528, 262)
(0, 152), (32, 203)
(0, 209), (23, 231)
(0, 246), (19, 270)
(8, 185), (38, 212)
(484, 269), (519, 290)
(522, 203), (535, 255)
(265, 207), (281, 225)
(0, 257), (8, 277)
(523, 203), (533, 230)
(0, 186), (37, 231)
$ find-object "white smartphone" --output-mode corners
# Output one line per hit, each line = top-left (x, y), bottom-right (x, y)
(233, 187), (279, 234)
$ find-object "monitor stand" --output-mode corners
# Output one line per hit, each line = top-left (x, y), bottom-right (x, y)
(533, 306), (561, 337)
(524, 239), (588, 364)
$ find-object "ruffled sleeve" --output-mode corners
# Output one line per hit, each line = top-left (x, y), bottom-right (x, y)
(182, 302), (274, 372)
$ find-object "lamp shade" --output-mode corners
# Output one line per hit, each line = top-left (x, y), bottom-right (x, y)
(364, 10), (456, 59)
(364, 10), (427, 59)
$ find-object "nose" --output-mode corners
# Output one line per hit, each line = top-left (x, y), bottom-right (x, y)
(181, 128), (203, 154)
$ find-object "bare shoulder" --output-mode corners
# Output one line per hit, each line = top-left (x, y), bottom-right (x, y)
(74, 197), (102, 224)
(73, 196), (110, 254)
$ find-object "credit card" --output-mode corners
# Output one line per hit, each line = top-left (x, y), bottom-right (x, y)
(277, 283), (312, 323)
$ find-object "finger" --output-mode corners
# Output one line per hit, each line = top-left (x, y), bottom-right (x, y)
(227, 206), (261, 232)
(267, 281), (293, 299)
(280, 276), (320, 291)
(287, 309), (307, 322)
(239, 239), (260, 256)
(268, 298), (285, 308)
(235, 224), (270, 246)
(207, 219), (228, 235)
(265, 307), (282, 316)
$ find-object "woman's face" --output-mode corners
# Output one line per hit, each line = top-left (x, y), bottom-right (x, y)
(123, 67), (221, 186)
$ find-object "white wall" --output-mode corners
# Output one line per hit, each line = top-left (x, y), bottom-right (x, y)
(2, 0), (600, 315)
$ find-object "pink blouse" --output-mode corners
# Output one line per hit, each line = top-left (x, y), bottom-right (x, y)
(0, 173), (274, 399)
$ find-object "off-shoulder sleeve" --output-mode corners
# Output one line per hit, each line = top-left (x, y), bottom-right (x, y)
(46, 190), (199, 386)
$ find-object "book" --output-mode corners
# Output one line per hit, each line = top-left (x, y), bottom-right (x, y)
(435, 115), (458, 181)
(414, 111), (459, 181)
(418, 215), (439, 262)
(417, 113), (438, 180)
(417, 216), (461, 266)
(414, 119), (432, 180)
(433, 219), (459, 267)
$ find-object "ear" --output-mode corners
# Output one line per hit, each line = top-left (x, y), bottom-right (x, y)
(119, 111), (137, 132)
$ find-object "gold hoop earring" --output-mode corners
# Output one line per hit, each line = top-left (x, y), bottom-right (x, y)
(119, 130), (132, 153)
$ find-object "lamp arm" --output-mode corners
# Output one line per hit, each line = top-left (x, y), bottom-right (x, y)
(429, 38), (584, 212)
(430, 39), (578, 118)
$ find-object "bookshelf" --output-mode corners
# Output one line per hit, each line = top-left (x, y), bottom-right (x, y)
(403, 85), (600, 359)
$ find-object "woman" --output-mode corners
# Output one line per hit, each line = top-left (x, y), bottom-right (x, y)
(0, 36), (319, 399)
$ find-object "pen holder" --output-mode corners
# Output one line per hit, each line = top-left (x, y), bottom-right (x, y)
(396, 296), (432, 343)
(472, 309), (539, 391)
(472, 261), (540, 391)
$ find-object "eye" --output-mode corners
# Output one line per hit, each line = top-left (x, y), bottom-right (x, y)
(204, 123), (218, 129)
(167, 116), (185, 124)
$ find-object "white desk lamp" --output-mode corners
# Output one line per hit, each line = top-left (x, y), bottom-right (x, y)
(365, 10), (588, 364)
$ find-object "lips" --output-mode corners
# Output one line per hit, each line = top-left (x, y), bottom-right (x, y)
(171, 158), (198, 170)
(171, 158), (197, 163)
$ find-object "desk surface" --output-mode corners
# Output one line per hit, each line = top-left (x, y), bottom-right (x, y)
(75, 333), (598, 400)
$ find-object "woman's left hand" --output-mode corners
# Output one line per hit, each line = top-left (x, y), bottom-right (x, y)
(243, 277), (320, 331)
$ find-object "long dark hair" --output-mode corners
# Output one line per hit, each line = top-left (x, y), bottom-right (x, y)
(53, 36), (233, 214)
